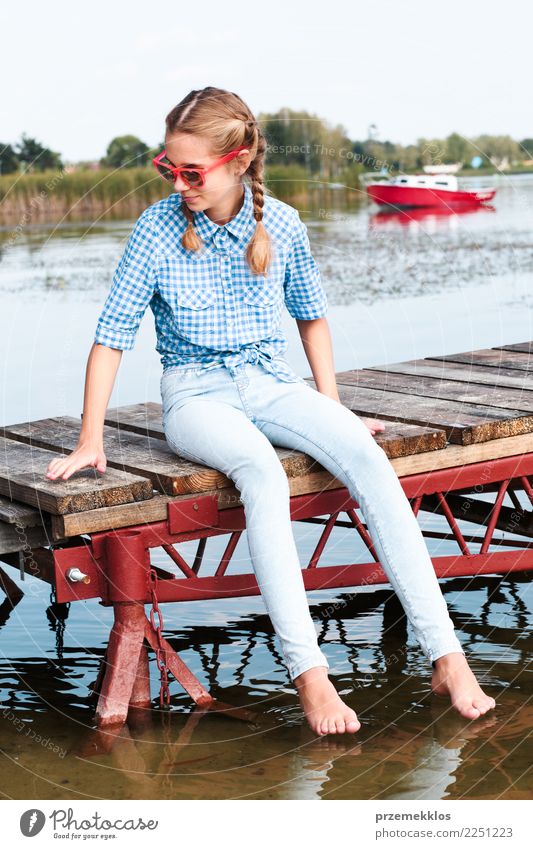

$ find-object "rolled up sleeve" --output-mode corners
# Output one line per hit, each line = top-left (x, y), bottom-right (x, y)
(283, 208), (328, 320)
(94, 210), (158, 350)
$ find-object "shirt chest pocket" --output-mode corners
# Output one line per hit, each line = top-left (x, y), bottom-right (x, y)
(173, 284), (217, 345)
(241, 279), (283, 336)
(242, 283), (280, 308)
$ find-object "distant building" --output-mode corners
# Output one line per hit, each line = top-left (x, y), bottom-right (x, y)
(489, 155), (510, 170)
(64, 160), (101, 172)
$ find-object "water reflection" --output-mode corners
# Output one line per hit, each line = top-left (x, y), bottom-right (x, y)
(0, 564), (531, 800)
(369, 204), (496, 232)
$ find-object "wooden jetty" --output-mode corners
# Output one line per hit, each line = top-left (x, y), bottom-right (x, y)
(2, 340), (533, 727)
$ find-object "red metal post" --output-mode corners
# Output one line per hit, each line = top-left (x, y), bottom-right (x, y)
(95, 602), (147, 727)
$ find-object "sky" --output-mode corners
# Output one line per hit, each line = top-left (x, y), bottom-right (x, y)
(3, 0), (531, 162)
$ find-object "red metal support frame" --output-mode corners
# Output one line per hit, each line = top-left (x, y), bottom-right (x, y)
(51, 451), (533, 727)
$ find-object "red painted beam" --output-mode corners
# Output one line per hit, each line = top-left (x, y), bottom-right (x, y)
(144, 548), (533, 603)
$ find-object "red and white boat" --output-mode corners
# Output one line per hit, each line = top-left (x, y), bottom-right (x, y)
(364, 173), (496, 209)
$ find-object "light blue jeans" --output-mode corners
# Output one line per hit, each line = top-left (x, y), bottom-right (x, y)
(160, 359), (464, 681)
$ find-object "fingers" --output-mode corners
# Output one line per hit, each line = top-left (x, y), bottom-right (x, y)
(45, 458), (67, 479)
(369, 419), (386, 434)
(46, 458), (79, 481)
(361, 417), (386, 435)
(46, 452), (106, 481)
(46, 454), (90, 481)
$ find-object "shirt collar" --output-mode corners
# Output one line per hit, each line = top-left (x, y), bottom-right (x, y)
(189, 183), (255, 246)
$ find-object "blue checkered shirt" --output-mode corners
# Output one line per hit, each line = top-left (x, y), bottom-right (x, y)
(94, 182), (328, 382)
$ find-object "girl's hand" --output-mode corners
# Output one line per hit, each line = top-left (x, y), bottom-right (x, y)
(321, 392), (386, 436)
(361, 417), (386, 436)
(45, 443), (107, 481)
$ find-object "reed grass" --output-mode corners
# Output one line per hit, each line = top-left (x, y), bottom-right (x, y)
(0, 162), (366, 221)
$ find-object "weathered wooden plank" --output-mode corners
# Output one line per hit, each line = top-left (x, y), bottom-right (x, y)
(105, 402), (446, 458)
(0, 437), (153, 516)
(334, 368), (533, 413)
(0, 519), (52, 556)
(391, 431), (533, 477)
(431, 349), (533, 372)
(103, 401), (163, 434)
(362, 421), (447, 455)
(305, 380), (533, 445)
(0, 494), (43, 526)
(367, 359), (533, 391)
(493, 342), (533, 355)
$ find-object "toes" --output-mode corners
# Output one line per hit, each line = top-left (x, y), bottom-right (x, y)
(473, 695), (496, 714)
(336, 718), (346, 734)
(345, 711), (360, 733)
(318, 718), (329, 736)
(460, 702), (481, 719)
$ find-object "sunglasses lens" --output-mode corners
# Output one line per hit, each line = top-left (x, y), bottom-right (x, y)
(181, 170), (203, 187)
(156, 163), (175, 183)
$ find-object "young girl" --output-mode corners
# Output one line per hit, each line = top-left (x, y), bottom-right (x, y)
(46, 86), (495, 736)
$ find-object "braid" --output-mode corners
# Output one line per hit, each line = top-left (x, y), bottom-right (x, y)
(249, 143), (265, 222)
(245, 126), (272, 275)
(181, 198), (204, 252)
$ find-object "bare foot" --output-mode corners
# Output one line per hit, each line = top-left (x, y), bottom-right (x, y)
(294, 666), (361, 736)
(431, 652), (496, 719)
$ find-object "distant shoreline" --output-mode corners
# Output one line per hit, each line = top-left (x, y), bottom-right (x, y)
(1, 164), (531, 227)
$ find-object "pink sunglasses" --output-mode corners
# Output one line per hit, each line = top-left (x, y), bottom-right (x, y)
(152, 145), (249, 188)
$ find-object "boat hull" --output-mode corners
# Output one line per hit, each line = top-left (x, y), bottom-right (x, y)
(367, 184), (496, 208)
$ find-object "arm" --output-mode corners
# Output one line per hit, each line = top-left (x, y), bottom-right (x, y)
(46, 210), (158, 481)
(297, 317), (386, 434)
(296, 317), (340, 401)
(283, 210), (339, 400)
(285, 210), (385, 434)
(45, 343), (122, 480)
(79, 343), (123, 447)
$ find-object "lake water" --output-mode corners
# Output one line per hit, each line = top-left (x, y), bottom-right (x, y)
(0, 174), (532, 800)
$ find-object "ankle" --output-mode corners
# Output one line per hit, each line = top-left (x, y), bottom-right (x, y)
(294, 665), (329, 689)
(433, 651), (466, 670)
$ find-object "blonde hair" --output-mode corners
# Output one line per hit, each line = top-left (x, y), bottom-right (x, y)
(165, 86), (271, 275)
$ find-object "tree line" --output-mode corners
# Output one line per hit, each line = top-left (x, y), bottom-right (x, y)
(2, 110), (533, 178)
